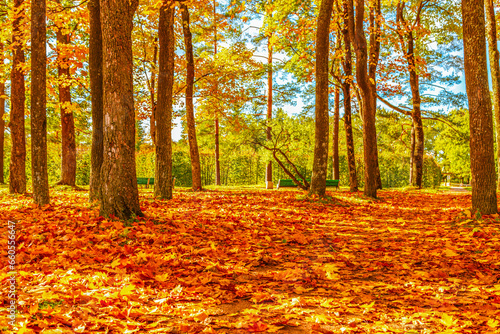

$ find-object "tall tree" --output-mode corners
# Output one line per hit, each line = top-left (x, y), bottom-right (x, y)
(349, 0), (381, 198)
(155, 0), (175, 200)
(266, 36), (273, 188)
(214, 0), (221, 186)
(181, 3), (202, 191)
(100, 0), (142, 219)
(485, 0), (500, 191)
(332, 87), (340, 180)
(395, 1), (425, 188)
(9, 0), (26, 194)
(309, 0), (334, 196)
(462, 0), (498, 214)
(56, 29), (77, 186)
(0, 80), (4, 184)
(341, 0), (358, 192)
(31, 0), (49, 205)
(88, 0), (103, 202)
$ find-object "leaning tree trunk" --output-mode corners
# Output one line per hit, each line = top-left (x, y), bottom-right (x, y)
(31, 0), (49, 205)
(57, 30), (77, 186)
(181, 4), (202, 191)
(88, 0), (103, 202)
(309, 0), (334, 196)
(100, 0), (143, 219)
(332, 87), (340, 180)
(342, 0), (358, 192)
(485, 0), (500, 191)
(0, 81), (4, 184)
(462, 0), (498, 214)
(155, 1), (175, 199)
(9, 0), (26, 194)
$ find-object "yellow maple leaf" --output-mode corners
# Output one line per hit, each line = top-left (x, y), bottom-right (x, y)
(487, 318), (499, 327)
(120, 284), (135, 296)
(440, 313), (457, 327)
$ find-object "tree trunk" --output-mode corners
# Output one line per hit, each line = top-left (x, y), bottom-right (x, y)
(215, 118), (221, 185)
(332, 87), (340, 180)
(9, 0), (26, 194)
(0, 81), (5, 184)
(155, 1), (175, 199)
(214, 0), (221, 186)
(462, 0), (498, 214)
(266, 37), (273, 184)
(409, 121), (415, 184)
(342, 0), (358, 192)
(150, 38), (158, 145)
(350, 0), (380, 198)
(100, 0), (143, 219)
(181, 4), (202, 191)
(485, 0), (500, 191)
(31, 0), (49, 205)
(88, 0), (103, 202)
(57, 30), (77, 186)
(309, 0), (334, 196)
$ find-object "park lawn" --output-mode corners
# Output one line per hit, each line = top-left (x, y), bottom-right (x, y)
(1, 188), (499, 333)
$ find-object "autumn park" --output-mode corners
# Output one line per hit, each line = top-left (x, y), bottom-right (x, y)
(2, 0), (500, 332)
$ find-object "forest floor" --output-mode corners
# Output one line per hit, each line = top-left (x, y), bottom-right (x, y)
(1, 187), (499, 333)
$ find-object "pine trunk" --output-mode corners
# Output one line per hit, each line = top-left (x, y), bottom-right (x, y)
(10, 0), (26, 194)
(485, 0), (500, 191)
(88, 0), (103, 202)
(57, 31), (77, 186)
(155, 2), (175, 199)
(181, 4), (202, 191)
(100, 0), (142, 219)
(462, 0), (498, 214)
(31, 0), (49, 205)
(309, 0), (334, 196)
(332, 87), (340, 180)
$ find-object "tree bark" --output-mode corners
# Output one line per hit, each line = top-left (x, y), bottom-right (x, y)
(485, 0), (500, 191)
(155, 1), (175, 199)
(342, 0), (358, 192)
(150, 38), (158, 145)
(332, 87), (340, 180)
(100, 0), (143, 219)
(0, 81), (4, 184)
(9, 0), (26, 194)
(89, 0), (103, 202)
(266, 37), (273, 184)
(396, 2), (423, 188)
(462, 0), (498, 214)
(57, 30), (77, 186)
(350, 0), (380, 198)
(214, 0), (221, 186)
(309, 0), (334, 196)
(31, 0), (49, 205)
(181, 4), (202, 191)
(409, 120), (415, 184)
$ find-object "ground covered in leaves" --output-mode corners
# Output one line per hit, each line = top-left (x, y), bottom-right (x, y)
(1, 188), (499, 333)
